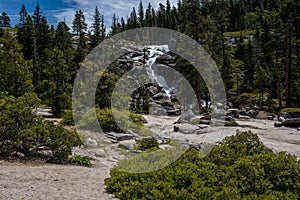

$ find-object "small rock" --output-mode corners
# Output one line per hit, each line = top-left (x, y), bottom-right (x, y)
(256, 111), (270, 120)
(159, 144), (173, 150)
(84, 138), (98, 147)
(118, 142), (135, 150)
(93, 149), (106, 157)
(17, 152), (25, 159)
(199, 120), (211, 125)
(72, 147), (90, 157)
(131, 150), (142, 153)
(175, 124), (200, 134)
(106, 132), (134, 141)
(167, 109), (181, 116)
(152, 92), (165, 100)
(226, 109), (239, 118)
(102, 138), (113, 144)
(127, 130), (141, 139)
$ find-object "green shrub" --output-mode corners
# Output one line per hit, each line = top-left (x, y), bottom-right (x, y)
(70, 155), (92, 166)
(0, 94), (82, 162)
(106, 131), (300, 199)
(60, 110), (75, 125)
(224, 121), (239, 126)
(77, 107), (152, 136)
(137, 137), (159, 150)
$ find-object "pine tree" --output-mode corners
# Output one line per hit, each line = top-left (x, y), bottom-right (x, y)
(0, 12), (10, 28)
(40, 48), (72, 117)
(156, 3), (166, 27)
(72, 10), (88, 64)
(54, 21), (75, 72)
(19, 4), (27, 28)
(0, 31), (33, 97)
(145, 3), (153, 27)
(32, 2), (42, 28)
(138, 0), (144, 27)
(110, 13), (119, 35)
(17, 15), (34, 60)
(130, 8), (138, 29)
(120, 17), (126, 31)
(101, 15), (106, 41)
(72, 9), (87, 36)
(91, 6), (102, 48)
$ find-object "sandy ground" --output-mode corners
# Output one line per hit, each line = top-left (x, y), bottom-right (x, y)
(0, 130), (122, 200)
(0, 160), (116, 200)
(1, 115), (300, 199)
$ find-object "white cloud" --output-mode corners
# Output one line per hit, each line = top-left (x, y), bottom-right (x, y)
(50, 0), (178, 32)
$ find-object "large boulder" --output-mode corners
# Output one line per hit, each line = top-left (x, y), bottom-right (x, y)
(181, 110), (196, 121)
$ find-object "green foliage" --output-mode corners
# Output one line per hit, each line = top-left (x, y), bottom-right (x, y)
(40, 47), (72, 117)
(106, 131), (300, 199)
(137, 137), (159, 151)
(70, 155), (92, 166)
(229, 92), (258, 107)
(207, 131), (266, 165)
(224, 121), (239, 126)
(281, 108), (300, 113)
(224, 30), (255, 38)
(0, 94), (82, 162)
(60, 110), (75, 125)
(77, 107), (152, 136)
(0, 31), (34, 97)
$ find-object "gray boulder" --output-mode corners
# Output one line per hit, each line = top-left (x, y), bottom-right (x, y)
(118, 142), (135, 150)
(181, 110), (196, 121)
(106, 132), (134, 141)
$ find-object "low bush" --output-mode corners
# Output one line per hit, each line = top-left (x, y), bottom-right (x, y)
(106, 131), (300, 199)
(60, 110), (75, 125)
(137, 137), (159, 151)
(0, 93), (82, 162)
(70, 155), (92, 166)
(77, 107), (152, 136)
(224, 121), (239, 126)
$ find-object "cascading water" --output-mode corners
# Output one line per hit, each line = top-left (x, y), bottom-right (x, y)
(145, 45), (172, 95)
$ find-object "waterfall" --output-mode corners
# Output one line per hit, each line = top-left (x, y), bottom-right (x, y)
(145, 45), (172, 95)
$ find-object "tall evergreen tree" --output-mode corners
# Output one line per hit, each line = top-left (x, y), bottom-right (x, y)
(40, 48), (72, 117)
(145, 3), (153, 27)
(110, 13), (119, 35)
(72, 9), (87, 36)
(19, 4), (27, 28)
(0, 12), (10, 28)
(54, 21), (75, 71)
(101, 15), (106, 41)
(72, 9), (88, 64)
(32, 2), (42, 28)
(17, 15), (34, 60)
(138, 0), (144, 27)
(0, 32), (33, 97)
(91, 6), (102, 48)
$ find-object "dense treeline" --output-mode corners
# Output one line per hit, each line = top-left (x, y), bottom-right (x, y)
(1, 0), (300, 116)
(110, 0), (300, 111)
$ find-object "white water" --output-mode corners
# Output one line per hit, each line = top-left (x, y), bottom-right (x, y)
(145, 45), (172, 95)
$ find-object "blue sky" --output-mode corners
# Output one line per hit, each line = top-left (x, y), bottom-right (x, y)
(1, 0), (177, 30)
